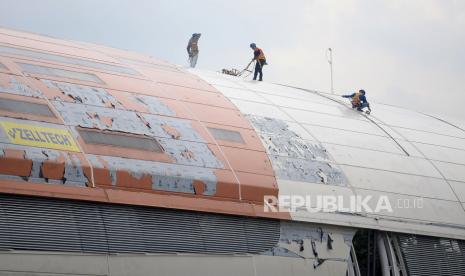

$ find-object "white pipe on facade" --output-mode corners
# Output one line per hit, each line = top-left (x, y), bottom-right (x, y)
(377, 233), (391, 276)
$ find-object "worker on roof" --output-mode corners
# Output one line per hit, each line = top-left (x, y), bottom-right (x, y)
(250, 43), (267, 81)
(342, 89), (372, 114)
(187, 33), (201, 68)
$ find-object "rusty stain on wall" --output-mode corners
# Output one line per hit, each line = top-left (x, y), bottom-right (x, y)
(245, 115), (347, 185)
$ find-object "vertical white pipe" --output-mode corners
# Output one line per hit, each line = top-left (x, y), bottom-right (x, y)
(327, 48), (334, 94)
(377, 233), (391, 276)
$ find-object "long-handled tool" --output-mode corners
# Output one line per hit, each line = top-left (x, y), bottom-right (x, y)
(237, 60), (254, 77)
(220, 60), (254, 77)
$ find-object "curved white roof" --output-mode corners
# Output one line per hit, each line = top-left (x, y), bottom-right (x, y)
(191, 68), (465, 240)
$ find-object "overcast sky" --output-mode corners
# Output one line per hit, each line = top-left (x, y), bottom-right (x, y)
(0, 0), (464, 122)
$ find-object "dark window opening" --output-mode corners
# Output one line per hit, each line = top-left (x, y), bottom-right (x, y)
(0, 98), (55, 117)
(0, 45), (139, 76)
(208, 127), (245, 143)
(17, 62), (104, 84)
(78, 128), (163, 152)
(353, 229), (383, 276)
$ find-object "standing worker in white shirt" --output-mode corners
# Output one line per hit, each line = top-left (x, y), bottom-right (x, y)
(187, 33), (201, 68)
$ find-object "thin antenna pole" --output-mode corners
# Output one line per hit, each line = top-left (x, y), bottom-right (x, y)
(327, 48), (334, 94)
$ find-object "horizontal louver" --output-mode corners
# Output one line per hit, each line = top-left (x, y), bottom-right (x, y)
(397, 234), (465, 276)
(0, 194), (279, 254)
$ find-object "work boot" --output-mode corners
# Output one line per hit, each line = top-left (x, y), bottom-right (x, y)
(259, 78), (263, 81)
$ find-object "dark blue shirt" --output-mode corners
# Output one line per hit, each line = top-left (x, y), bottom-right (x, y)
(343, 93), (367, 104)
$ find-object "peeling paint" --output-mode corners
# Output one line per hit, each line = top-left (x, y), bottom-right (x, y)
(192, 180), (206, 195)
(245, 115), (346, 186)
(0, 143), (88, 186)
(0, 118), (87, 185)
(49, 98), (222, 194)
(264, 221), (355, 260)
(279, 222), (335, 244)
(159, 138), (223, 168)
(271, 156), (345, 185)
(0, 75), (43, 98)
(54, 101), (223, 169)
(142, 113), (204, 142)
(261, 247), (302, 258)
(24, 147), (87, 186)
(129, 94), (175, 116)
(0, 174), (25, 181)
(53, 101), (205, 142)
(43, 79), (123, 108)
(64, 153), (88, 185)
(161, 124), (181, 139)
(246, 115), (329, 160)
(53, 101), (151, 135)
(327, 234), (334, 249)
(317, 170), (328, 184)
(87, 154), (217, 195)
(313, 258), (326, 269)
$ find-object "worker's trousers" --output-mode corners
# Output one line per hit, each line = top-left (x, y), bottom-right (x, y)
(356, 102), (370, 111)
(253, 60), (265, 81)
(189, 53), (198, 68)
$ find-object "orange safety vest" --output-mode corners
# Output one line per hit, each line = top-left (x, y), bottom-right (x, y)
(254, 48), (266, 60)
(351, 92), (362, 106)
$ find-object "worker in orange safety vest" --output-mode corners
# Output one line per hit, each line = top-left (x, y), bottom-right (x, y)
(342, 89), (372, 114)
(249, 43), (267, 81)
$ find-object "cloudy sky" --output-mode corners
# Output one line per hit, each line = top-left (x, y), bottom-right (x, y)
(0, 0), (464, 122)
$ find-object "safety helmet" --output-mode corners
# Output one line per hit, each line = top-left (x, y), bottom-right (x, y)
(359, 89), (366, 94)
(250, 43), (256, 49)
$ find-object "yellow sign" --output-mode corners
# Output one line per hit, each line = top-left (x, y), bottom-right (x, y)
(0, 121), (80, 152)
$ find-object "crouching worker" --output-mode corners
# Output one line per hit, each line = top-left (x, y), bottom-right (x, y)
(342, 89), (372, 114)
